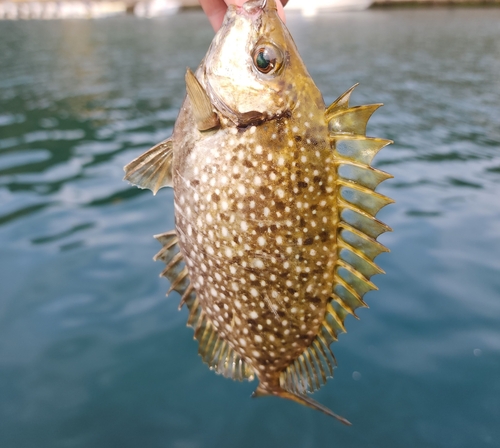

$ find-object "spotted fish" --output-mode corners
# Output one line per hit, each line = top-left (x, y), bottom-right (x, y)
(124, 0), (392, 424)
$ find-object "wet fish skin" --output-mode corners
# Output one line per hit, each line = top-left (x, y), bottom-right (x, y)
(175, 0), (337, 407)
(124, 0), (392, 425)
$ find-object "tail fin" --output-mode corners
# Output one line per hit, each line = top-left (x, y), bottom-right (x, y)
(252, 385), (351, 425)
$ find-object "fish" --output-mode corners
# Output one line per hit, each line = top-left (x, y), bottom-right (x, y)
(124, 0), (392, 425)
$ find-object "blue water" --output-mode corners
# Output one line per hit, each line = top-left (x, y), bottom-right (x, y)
(1, 8), (499, 448)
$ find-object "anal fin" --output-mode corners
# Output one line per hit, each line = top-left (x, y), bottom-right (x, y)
(153, 230), (254, 382)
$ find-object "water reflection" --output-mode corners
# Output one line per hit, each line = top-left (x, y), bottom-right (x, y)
(0, 8), (499, 448)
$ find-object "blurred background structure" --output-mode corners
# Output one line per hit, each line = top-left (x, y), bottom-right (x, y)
(0, 4), (499, 448)
(1, 0), (499, 19)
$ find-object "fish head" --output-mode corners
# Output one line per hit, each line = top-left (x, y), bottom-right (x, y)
(203, 0), (322, 127)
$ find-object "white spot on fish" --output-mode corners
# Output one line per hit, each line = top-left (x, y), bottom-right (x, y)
(253, 259), (264, 269)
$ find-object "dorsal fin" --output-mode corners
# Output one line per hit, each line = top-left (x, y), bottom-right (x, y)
(327, 104), (381, 136)
(282, 85), (393, 394)
(153, 230), (254, 382)
(185, 68), (220, 132)
(325, 83), (358, 115)
(123, 138), (173, 195)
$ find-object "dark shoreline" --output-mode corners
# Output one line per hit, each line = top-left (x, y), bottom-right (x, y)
(371, 1), (500, 8)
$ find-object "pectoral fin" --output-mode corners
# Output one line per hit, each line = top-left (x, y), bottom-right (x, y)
(123, 138), (173, 195)
(185, 68), (220, 132)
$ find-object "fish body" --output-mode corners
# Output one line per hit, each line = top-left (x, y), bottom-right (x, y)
(125, 0), (392, 424)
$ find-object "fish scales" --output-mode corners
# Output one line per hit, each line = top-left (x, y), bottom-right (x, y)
(175, 109), (336, 380)
(124, 0), (392, 424)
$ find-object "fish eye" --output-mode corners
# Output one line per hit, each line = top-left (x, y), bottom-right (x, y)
(252, 44), (283, 75)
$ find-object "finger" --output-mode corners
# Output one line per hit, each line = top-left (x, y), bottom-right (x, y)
(201, 0), (287, 32)
(276, 0), (286, 22)
(199, 0), (228, 31)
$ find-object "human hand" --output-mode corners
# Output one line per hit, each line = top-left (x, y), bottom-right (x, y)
(199, 0), (287, 32)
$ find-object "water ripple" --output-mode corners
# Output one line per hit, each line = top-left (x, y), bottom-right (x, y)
(0, 9), (500, 448)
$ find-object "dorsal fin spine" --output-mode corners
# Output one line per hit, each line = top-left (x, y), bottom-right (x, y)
(308, 346), (328, 384)
(303, 349), (321, 390)
(179, 284), (195, 310)
(325, 83), (358, 115)
(160, 252), (183, 277)
(167, 266), (189, 294)
(153, 237), (178, 261)
(338, 240), (386, 275)
(297, 357), (310, 392)
(326, 302), (347, 333)
(334, 277), (368, 311)
(336, 259), (378, 291)
(312, 339), (334, 377)
(339, 222), (389, 257)
(330, 292), (358, 318)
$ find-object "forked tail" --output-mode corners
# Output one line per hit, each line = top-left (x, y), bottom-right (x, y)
(252, 385), (351, 425)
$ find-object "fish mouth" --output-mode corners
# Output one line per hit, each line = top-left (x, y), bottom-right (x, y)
(242, 0), (278, 15)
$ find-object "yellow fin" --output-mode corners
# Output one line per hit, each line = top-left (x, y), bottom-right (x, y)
(282, 338), (336, 395)
(328, 104), (382, 136)
(153, 230), (253, 382)
(338, 243), (385, 278)
(338, 162), (393, 190)
(290, 88), (393, 401)
(153, 231), (191, 299)
(339, 223), (389, 261)
(123, 138), (173, 195)
(338, 180), (394, 217)
(185, 68), (220, 132)
(330, 92), (391, 319)
(333, 135), (392, 166)
(326, 84), (358, 115)
(193, 312), (253, 380)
